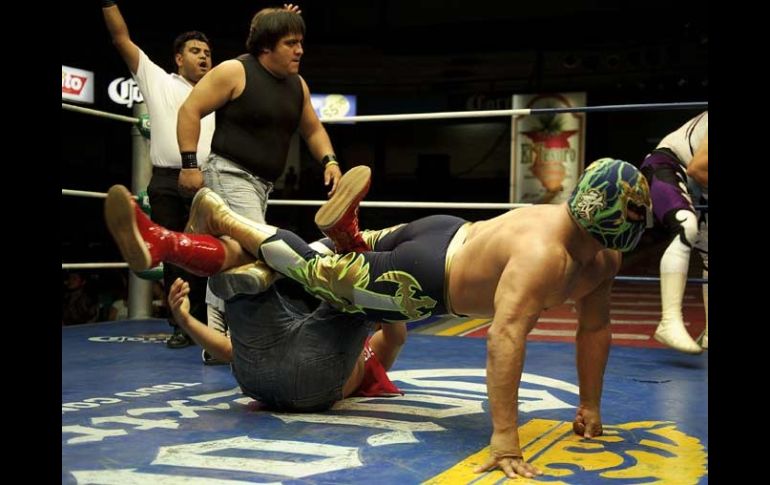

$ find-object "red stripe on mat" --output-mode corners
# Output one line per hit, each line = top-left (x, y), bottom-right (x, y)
(459, 284), (705, 348)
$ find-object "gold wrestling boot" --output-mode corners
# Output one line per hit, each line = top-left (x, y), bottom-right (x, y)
(186, 188), (279, 258)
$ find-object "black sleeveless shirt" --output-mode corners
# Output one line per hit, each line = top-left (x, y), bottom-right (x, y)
(211, 54), (303, 182)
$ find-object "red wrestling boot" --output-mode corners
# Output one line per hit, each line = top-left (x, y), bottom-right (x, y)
(314, 165), (371, 253)
(104, 185), (226, 276)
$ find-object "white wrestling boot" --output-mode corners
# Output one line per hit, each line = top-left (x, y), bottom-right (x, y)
(696, 269), (708, 349)
(653, 272), (703, 354)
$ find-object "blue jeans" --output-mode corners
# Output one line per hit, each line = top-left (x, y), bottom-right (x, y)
(203, 154), (274, 307)
(203, 153), (274, 223)
(227, 283), (370, 411)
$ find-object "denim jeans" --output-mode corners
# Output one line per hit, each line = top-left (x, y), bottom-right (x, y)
(203, 154), (275, 307)
(227, 283), (370, 411)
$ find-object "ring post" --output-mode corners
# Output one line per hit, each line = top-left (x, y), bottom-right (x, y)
(128, 102), (153, 319)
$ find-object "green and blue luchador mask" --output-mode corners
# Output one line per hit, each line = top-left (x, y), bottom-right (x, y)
(567, 158), (652, 252)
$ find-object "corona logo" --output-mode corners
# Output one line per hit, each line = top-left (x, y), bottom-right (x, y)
(88, 334), (167, 344)
(108, 77), (144, 108)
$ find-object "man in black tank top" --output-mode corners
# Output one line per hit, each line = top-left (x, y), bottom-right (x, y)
(177, 7), (342, 201)
(175, 7), (346, 339)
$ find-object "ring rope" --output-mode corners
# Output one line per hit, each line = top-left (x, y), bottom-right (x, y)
(62, 189), (707, 212)
(319, 101), (707, 123)
(62, 262), (129, 270)
(62, 101), (707, 126)
(62, 189), (109, 199)
(62, 103), (138, 123)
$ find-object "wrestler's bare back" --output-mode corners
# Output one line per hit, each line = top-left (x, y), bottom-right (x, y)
(448, 204), (620, 316)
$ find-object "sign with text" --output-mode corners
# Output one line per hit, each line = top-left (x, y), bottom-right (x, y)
(62, 65), (94, 104)
(108, 77), (144, 108)
(510, 93), (586, 204)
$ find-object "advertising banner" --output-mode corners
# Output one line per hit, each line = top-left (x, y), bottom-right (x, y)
(510, 93), (586, 204)
(62, 65), (95, 104)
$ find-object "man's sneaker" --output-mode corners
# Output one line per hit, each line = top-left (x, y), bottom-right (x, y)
(202, 349), (228, 365)
(314, 165), (371, 253)
(166, 327), (193, 349)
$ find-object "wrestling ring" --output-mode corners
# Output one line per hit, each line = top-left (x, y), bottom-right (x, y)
(61, 99), (708, 484)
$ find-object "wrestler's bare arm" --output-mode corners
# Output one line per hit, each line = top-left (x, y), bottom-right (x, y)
(573, 273), (614, 438)
(368, 323), (407, 371)
(475, 249), (564, 479)
(177, 60), (244, 194)
(168, 278), (233, 362)
(177, 60), (244, 153)
(102, 3), (140, 74)
(686, 136), (708, 187)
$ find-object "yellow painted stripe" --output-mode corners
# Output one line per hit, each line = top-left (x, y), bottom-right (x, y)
(422, 419), (568, 484)
(436, 318), (492, 336)
(517, 421), (573, 461)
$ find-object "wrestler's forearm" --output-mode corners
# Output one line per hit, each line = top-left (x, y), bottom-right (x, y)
(486, 323), (526, 449)
(175, 311), (232, 362)
(303, 127), (334, 163)
(177, 104), (202, 154)
(575, 323), (610, 407)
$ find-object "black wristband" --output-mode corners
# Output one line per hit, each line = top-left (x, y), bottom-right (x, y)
(321, 154), (337, 165)
(181, 152), (198, 169)
(102, 0), (117, 8)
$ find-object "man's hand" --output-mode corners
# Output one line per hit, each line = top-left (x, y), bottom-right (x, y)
(324, 163), (342, 197)
(168, 278), (191, 323)
(283, 3), (301, 14)
(573, 404), (603, 438)
(178, 169), (204, 197)
(474, 429), (542, 479)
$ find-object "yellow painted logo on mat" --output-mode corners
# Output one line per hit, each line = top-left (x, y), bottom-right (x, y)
(424, 419), (707, 484)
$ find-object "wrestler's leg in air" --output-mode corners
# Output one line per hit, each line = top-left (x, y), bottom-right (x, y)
(641, 153), (702, 354)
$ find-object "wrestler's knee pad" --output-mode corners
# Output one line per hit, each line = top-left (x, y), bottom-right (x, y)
(663, 209), (699, 247)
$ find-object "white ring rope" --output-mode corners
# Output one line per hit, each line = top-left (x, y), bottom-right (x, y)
(62, 189), (108, 199)
(63, 263), (129, 270)
(320, 101), (707, 123)
(62, 103), (138, 123)
(62, 189), (529, 210)
(62, 101), (707, 125)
